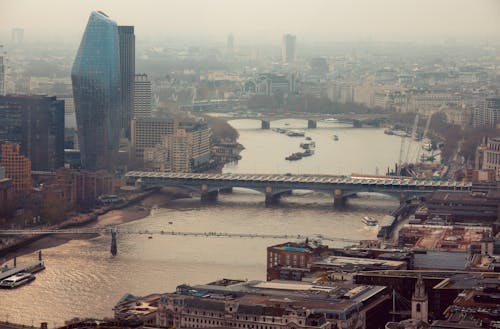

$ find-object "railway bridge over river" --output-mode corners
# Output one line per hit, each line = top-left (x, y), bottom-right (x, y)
(125, 171), (472, 207)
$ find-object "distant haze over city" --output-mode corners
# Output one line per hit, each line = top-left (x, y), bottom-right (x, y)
(1, 0), (500, 44)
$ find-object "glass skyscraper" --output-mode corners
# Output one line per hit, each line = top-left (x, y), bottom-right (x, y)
(71, 11), (121, 170)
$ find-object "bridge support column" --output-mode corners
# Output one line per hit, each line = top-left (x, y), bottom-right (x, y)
(333, 189), (346, 209)
(265, 186), (280, 206)
(201, 190), (218, 202)
(200, 184), (218, 202)
(261, 120), (270, 129)
(308, 119), (317, 129)
(399, 191), (409, 205)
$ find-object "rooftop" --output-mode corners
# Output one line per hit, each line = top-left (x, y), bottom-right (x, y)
(170, 279), (388, 313)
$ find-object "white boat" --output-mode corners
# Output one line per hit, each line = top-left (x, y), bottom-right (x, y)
(0, 272), (36, 289)
(324, 118), (338, 122)
(361, 216), (378, 226)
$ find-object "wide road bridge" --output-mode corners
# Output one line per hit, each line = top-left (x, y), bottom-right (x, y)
(125, 171), (472, 207)
(216, 113), (388, 129)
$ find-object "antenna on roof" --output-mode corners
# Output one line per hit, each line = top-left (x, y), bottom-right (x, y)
(97, 11), (109, 17)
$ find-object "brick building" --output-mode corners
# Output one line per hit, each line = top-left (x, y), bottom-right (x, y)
(50, 168), (114, 210)
(267, 241), (329, 281)
(1, 143), (31, 196)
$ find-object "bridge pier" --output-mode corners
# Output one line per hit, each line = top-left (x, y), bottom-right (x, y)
(308, 119), (317, 129)
(201, 190), (219, 202)
(110, 228), (117, 256)
(333, 189), (347, 209)
(265, 193), (281, 206)
(264, 186), (280, 206)
(261, 120), (270, 129)
(200, 184), (218, 202)
(399, 191), (409, 205)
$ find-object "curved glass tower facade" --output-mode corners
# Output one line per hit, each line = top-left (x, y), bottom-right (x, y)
(72, 11), (121, 170)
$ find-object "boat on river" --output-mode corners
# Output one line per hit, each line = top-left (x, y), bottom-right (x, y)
(300, 141), (316, 149)
(285, 153), (303, 161)
(0, 272), (36, 289)
(361, 216), (378, 226)
(287, 130), (305, 137)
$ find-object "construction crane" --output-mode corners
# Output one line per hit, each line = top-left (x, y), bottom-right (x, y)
(415, 113), (433, 163)
(397, 113), (418, 176)
(404, 113), (419, 164)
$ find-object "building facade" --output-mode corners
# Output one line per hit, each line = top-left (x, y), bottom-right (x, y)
(133, 74), (152, 118)
(164, 122), (211, 172)
(0, 95), (65, 171)
(131, 118), (176, 160)
(1, 144), (31, 196)
(71, 11), (121, 170)
(0, 165), (14, 218)
(118, 25), (135, 138)
(53, 167), (113, 210)
(482, 137), (500, 180)
(473, 97), (500, 128)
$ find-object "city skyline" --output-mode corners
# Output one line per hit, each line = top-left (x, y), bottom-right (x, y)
(1, 0), (500, 43)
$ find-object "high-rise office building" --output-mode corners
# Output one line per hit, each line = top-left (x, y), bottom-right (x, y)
(133, 74), (152, 118)
(11, 28), (24, 45)
(118, 25), (135, 138)
(0, 95), (65, 171)
(0, 45), (4, 96)
(227, 33), (234, 56)
(282, 34), (296, 63)
(71, 11), (121, 170)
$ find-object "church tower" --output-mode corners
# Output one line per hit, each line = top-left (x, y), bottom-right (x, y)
(411, 273), (428, 323)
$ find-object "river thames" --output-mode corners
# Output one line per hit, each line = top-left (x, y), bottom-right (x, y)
(0, 119), (422, 325)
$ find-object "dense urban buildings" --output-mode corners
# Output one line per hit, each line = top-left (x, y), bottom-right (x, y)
(0, 95), (65, 171)
(133, 73), (152, 118)
(118, 25), (135, 138)
(71, 11), (121, 170)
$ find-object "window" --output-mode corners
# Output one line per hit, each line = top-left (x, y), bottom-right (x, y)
(416, 303), (421, 312)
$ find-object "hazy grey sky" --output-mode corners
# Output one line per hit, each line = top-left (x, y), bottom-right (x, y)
(1, 0), (500, 43)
